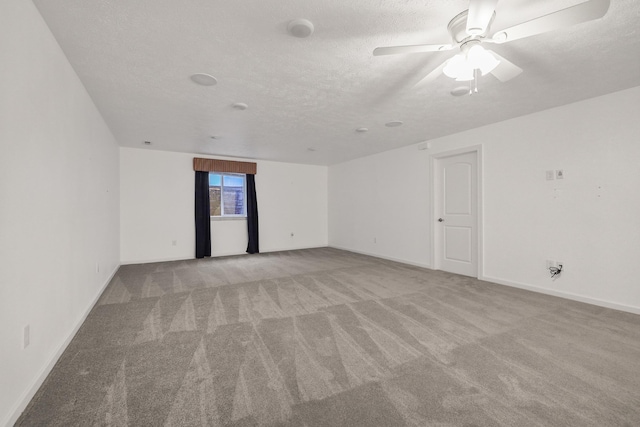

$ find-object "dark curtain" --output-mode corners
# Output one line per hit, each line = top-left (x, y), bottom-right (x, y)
(246, 174), (259, 254)
(195, 171), (211, 259)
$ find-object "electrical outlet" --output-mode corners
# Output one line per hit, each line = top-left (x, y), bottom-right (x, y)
(556, 169), (564, 179)
(546, 170), (555, 181)
(547, 260), (564, 268)
(373, 237), (377, 243)
(172, 240), (177, 246)
(24, 325), (30, 349)
(290, 232), (294, 237)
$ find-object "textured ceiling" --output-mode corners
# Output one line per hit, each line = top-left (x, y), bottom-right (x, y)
(33, 0), (640, 165)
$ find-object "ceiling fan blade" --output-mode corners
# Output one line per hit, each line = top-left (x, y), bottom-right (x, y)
(488, 51), (523, 82)
(491, 0), (610, 44)
(414, 61), (448, 87)
(466, 0), (499, 35)
(373, 43), (453, 56)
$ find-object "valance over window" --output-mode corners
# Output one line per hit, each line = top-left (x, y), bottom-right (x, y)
(193, 158), (257, 175)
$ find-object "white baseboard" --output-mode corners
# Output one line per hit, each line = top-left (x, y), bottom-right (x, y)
(208, 245), (330, 258)
(121, 245), (330, 265)
(329, 245), (432, 270)
(5, 265), (120, 427)
(481, 274), (640, 315)
(260, 244), (329, 254)
(120, 255), (194, 265)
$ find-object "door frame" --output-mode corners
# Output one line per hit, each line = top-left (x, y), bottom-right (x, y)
(430, 145), (484, 278)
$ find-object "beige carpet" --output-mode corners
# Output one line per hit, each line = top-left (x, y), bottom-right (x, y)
(17, 247), (640, 426)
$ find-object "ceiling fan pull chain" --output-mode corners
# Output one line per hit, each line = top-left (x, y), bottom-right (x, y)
(474, 69), (479, 93)
(469, 69), (479, 95)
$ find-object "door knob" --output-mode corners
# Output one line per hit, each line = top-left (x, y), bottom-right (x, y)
(438, 218), (444, 222)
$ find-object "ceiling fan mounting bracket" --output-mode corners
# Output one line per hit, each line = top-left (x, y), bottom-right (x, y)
(447, 10), (495, 43)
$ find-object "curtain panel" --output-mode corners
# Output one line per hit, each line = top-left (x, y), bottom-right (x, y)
(246, 174), (259, 254)
(194, 171), (211, 258)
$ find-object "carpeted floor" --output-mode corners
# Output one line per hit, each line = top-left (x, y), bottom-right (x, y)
(17, 247), (640, 426)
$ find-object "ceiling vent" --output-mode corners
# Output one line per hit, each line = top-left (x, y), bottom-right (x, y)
(190, 73), (217, 86)
(287, 19), (314, 38)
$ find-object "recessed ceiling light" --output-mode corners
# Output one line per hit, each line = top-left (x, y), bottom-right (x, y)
(451, 86), (469, 97)
(232, 102), (248, 110)
(385, 121), (403, 128)
(287, 19), (314, 38)
(356, 127), (368, 133)
(190, 73), (218, 86)
(143, 141), (151, 145)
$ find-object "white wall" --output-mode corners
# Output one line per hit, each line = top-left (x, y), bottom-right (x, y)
(329, 144), (432, 268)
(0, 0), (121, 425)
(330, 86), (640, 313)
(120, 148), (328, 263)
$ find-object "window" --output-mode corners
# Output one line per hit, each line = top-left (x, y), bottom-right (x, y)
(209, 173), (246, 217)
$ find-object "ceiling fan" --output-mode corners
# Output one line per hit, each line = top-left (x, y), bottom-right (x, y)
(373, 0), (610, 91)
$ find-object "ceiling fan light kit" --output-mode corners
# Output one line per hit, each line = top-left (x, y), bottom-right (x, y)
(443, 42), (499, 82)
(374, 0), (611, 91)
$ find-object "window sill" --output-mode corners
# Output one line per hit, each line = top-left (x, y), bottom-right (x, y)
(210, 216), (247, 222)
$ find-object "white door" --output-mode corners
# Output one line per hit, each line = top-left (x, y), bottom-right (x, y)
(434, 151), (478, 277)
